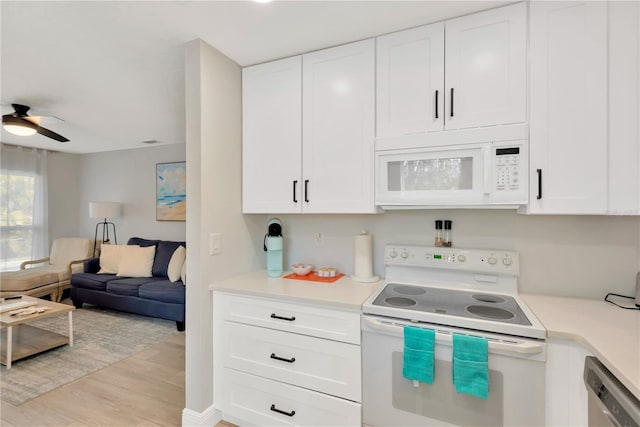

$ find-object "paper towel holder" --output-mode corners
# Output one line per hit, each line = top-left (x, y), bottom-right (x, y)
(351, 230), (380, 283)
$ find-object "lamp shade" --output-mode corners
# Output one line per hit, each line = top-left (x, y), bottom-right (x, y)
(89, 202), (122, 219)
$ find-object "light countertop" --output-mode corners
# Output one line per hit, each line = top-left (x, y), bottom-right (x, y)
(209, 270), (382, 312)
(522, 293), (640, 400)
(210, 272), (639, 400)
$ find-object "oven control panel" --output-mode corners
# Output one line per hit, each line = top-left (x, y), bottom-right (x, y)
(385, 245), (519, 275)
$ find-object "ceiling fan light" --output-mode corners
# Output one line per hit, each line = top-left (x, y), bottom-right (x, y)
(3, 123), (37, 136)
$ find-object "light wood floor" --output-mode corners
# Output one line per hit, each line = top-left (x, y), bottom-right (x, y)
(1, 332), (186, 426)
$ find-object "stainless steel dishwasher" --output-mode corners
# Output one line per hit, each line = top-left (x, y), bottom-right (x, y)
(584, 356), (640, 427)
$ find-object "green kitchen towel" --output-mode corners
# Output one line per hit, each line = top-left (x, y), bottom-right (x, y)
(452, 333), (489, 399)
(402, 325), (435, 384)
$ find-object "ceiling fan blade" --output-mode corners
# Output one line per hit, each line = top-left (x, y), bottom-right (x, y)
(36, 125), (69, 142)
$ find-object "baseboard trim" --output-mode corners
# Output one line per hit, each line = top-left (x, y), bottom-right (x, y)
(182, 404), (221, 426)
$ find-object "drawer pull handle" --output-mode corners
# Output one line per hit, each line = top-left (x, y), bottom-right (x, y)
(270, 353), (296, 363)
(270, 404), (296, 417)
(270, 313), (296, 321)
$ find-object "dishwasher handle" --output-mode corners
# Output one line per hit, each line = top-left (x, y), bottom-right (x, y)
(362, 316), (545, 355)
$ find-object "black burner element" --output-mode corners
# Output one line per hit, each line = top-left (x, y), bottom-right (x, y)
(394, 285), (428, 296)
(472, 294), (506, 304)
(466, 305), (515, 320)
(385, 297), (417, 307)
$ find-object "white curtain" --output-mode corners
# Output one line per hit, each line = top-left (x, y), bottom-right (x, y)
(0, 144), (49, 272)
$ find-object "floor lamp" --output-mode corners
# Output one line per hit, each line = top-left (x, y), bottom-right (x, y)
(90, 201), (122, 257)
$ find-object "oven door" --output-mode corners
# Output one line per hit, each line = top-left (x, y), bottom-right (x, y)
(375, 143), (490, 207)
(362, 315), (546, 427)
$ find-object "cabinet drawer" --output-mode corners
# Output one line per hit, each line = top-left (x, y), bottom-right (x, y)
(223, 368), (361, 427)
(218, 293), (361, 344)
(224, 321), (361, 402)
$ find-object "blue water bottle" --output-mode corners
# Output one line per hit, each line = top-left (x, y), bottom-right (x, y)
(264, 218), (283, 277)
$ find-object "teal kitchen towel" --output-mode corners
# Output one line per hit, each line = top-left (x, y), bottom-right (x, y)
(402, 325), (435, 384)
(452, 334), (489, 399)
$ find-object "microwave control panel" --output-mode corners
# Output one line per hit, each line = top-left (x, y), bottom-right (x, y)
(494, 147), (521, 192)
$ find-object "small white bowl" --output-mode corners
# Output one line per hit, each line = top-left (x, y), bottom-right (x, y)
(292, 264), (313, 276)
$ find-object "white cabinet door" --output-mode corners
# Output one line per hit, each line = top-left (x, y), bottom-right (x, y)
(445, 2), (527, 130)
(608, 1), (640, 215)
(302, 39), (376, 213)
(242, 56), (302, 213)
(376, 23), (445, 137)
(529, 1), (608, 214)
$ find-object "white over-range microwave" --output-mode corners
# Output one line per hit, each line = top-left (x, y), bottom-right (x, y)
(375, 139), (528, 209)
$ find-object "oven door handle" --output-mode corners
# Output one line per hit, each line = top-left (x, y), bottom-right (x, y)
(363, 317), (545, 355)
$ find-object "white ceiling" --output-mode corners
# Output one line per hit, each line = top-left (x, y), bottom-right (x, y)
(1, 0), (510, 154)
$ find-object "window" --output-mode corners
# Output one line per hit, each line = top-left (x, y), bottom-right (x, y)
(0, 145), (48, 272)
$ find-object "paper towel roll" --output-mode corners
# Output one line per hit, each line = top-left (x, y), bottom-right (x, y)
(351, 230), (379, 283)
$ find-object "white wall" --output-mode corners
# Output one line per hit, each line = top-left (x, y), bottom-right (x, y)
(48, 144), (186, 245)
(275, 211), (640, 299)
(184, 39), (265, 415)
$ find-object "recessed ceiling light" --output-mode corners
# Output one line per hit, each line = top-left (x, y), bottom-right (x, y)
(254, 0), (272, 3)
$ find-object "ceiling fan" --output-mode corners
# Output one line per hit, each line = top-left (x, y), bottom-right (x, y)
(2, 104), (69, 142)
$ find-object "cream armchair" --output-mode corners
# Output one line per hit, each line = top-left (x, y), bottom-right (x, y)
(1, 237), (93, 302)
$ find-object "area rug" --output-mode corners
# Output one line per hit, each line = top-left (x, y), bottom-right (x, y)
(0, 305), (180, 406)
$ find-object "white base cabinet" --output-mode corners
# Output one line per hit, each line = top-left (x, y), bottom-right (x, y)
(214, 292), (362, 427)
(545, 339), (593, 427)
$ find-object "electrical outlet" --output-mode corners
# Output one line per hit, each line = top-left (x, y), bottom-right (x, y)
(314, 232), (324, 247)
(210, 233), (221, 255)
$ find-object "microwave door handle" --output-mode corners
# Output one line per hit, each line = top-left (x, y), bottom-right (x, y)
(483, 147), (492, 195)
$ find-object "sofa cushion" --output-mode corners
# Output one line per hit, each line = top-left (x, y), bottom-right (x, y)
(1, 269), (59, 292)
(153, 241), (185, 277)
(71, 272), (113, 291)
(105, 277), (156, 297)
(127, 237), (160, 248)
(98, 245), (132, 274)
(138, 280), (185, 304)
(49, 237), (92, 266)
(116, 245), (156, 277)
(167, 246), (186, 282)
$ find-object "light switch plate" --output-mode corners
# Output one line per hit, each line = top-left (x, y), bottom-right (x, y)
(210, 233), (221, 255)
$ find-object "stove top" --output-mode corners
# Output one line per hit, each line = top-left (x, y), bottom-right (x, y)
(371, 283), (532, 326)
(362, 245), (546, 339)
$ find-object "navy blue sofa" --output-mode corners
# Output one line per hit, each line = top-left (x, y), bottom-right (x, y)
(70, 237), (185, 331)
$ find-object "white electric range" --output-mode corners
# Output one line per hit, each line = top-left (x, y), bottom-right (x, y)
(361, 245), (547, 427)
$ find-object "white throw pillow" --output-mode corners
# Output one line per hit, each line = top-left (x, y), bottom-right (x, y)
(116, 245), (156, 277)
(98, 245), (130, 274)
(167, 245), (186, 282)
(180, 261), (186, 285)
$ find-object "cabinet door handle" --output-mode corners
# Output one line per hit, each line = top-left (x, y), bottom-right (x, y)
(450, 88), (454, 117)
(536, 169), (542, 200)
(270, 353), (296, 363)
(292, 180), (298, 203)
(435, 90), (439, 119)
(270, 404), (296, 417)
(270, 313), (296, 321)
(304, 179), (309, 203)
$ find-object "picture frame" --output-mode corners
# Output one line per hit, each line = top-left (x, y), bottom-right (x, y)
(156, 161), (186, 221)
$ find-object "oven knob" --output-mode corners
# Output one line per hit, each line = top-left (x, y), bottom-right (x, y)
(503, 257), (512, 266)
(458, 254), (466, 263)
(389, 250), (397, 258)
(401, 251), (409, 259)
(488, 256), (497, 265)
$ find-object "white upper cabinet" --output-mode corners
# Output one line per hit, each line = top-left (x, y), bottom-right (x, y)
(243, 40), (375, 214)
(302, 39), (376, 213)
(528, 1), (608, 214)
(608, 1), (640, 215)
(445, 2), (527, 130)
(376, 23), (445, 137)
(242, 57), (302, 214)
(376, 2), (526, 139)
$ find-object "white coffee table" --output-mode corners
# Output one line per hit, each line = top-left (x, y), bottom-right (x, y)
(0, 295), (74, 368)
